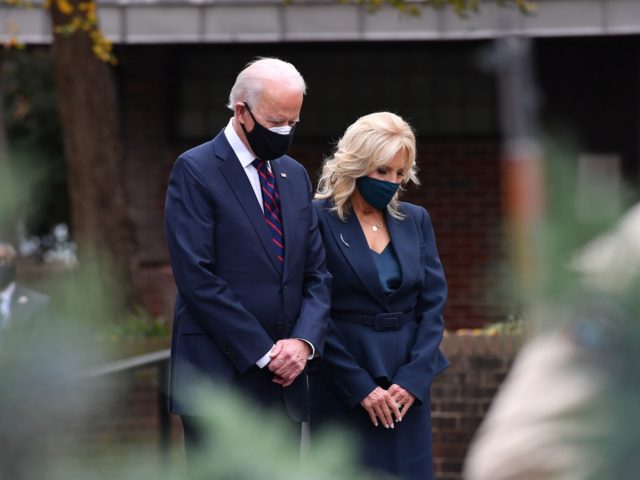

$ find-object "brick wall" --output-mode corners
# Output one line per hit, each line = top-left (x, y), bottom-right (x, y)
(119, 46), (179, 322)
(410, 141), (506, 330)
(432, 331), (520, 479)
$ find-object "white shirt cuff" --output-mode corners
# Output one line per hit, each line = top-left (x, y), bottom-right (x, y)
(255, 340), (315, 369)
(298, 338), (315, 359)
(256, 345), (275, 368)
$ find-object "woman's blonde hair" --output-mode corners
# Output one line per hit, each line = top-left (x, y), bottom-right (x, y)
(315, 111), (419, 220)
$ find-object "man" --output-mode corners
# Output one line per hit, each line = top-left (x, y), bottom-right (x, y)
(0, 242), (49, 330)
(164, 58), (331, 451)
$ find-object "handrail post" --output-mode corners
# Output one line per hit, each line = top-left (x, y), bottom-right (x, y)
(158, 358), (171, 459)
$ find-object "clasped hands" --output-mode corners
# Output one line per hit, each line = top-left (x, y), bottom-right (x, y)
(360, 384), (415, 429)
(268, 338), (310, 387)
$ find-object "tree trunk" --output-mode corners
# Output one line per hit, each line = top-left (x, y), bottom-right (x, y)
(49, 0), (136, 309)
(0, 53), (17, 243)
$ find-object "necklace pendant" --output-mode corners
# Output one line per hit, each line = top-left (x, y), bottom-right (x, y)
(372, 225), (379, 232)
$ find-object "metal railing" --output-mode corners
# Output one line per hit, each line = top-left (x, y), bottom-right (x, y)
(81, 348), (173, 456)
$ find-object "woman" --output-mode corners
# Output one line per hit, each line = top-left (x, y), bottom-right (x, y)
(310, 112), (448, 480)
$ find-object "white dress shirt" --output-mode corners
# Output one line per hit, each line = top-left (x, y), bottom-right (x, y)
(224, 119), (266, 211)
(223, 120), (315, 368)
(0, 281), (15, 328)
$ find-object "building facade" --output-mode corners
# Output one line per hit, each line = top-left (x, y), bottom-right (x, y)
(2, 0), (639, 329)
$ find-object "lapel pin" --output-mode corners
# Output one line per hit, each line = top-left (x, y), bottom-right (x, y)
(18, 296), (28, 304)
(339, 234), (350, 248)
(280, 172), (287, 178)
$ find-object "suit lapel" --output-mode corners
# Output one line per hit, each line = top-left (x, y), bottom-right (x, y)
(325, 210), (390, 310)
(385, 208), (420, 300)
(214, 136), (282, 275)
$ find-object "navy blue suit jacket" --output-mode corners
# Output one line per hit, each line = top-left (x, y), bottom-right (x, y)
(164, 130), (331, 420)
(312, 198), (448, 408)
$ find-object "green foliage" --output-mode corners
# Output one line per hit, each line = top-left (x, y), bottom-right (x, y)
(2, 322), (382, 479)
(113, 311), (170, 339)
(3, 48), (68, 236)
(185, 386), (381, 480)
(97, 307), (171, 341)
(1, 0), (117, 64)
(520, 143), (640, 477)
(464, 138), (640, 479)
(44, 384), (387, 480)
(0, 256), (121, 479)
(482, 310), (525, 335)
(0, 177), (377, 478)
(529, 137), (637, 327)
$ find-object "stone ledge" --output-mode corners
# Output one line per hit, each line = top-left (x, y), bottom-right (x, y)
(441, 330), (524, 358)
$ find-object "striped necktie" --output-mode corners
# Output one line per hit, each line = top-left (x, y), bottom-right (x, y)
(253, 159), (284, 266)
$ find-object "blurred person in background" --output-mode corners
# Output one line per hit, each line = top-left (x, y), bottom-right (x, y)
(310, 112), (448, 480)
(0, 241), (49, 330)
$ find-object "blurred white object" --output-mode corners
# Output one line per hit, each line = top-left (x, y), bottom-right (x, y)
(575, 153), (622, 223)
(463, 332), (605, 480)
(572, 202), (640, 292)
(53, 223), (69, 242)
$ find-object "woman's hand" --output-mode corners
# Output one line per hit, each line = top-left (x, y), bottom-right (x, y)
(388, 384), (415, 420)
(360, 386), (402, 428)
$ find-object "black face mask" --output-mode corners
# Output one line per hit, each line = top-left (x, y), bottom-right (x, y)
(0, 265), (16, 290)
(240, 103), (296, 161)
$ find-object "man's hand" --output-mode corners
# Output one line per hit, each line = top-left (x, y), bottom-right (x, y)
(360, 386), (402, 429)
(388, 384), (415, 421)
(268, 339), (311, 387)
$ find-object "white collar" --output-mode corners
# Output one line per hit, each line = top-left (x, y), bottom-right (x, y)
(0, 281), (15, 302)
(224, 118), (256, 169)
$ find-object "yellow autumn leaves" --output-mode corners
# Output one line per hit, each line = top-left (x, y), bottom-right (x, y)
(49, 0), (117, 65)
(1, 0), (116, 64)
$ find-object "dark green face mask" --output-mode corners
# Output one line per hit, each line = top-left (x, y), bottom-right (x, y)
(355, 176), (401, 210)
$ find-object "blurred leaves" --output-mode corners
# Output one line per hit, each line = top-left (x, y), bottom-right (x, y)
(96, 307), (170, 342)
(0, 259), (120, 479)
(1, 176), (380, 479)
(2, 48), (68, 237)
(513, 139), (640, 478)
(186, 386), (380, 480)
(525, 137), (637, 331)
(465, 135), (640, 479)
(50, 0), (117, 65)
(2, 0), (117, 64)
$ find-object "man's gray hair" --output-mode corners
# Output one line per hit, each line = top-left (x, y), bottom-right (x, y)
(227, 57), (306, 110)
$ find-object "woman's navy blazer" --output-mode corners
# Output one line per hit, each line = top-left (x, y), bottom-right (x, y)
(313, 198), (448, 407)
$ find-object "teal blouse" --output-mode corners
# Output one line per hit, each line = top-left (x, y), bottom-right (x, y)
(370, 242), (402, 294)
